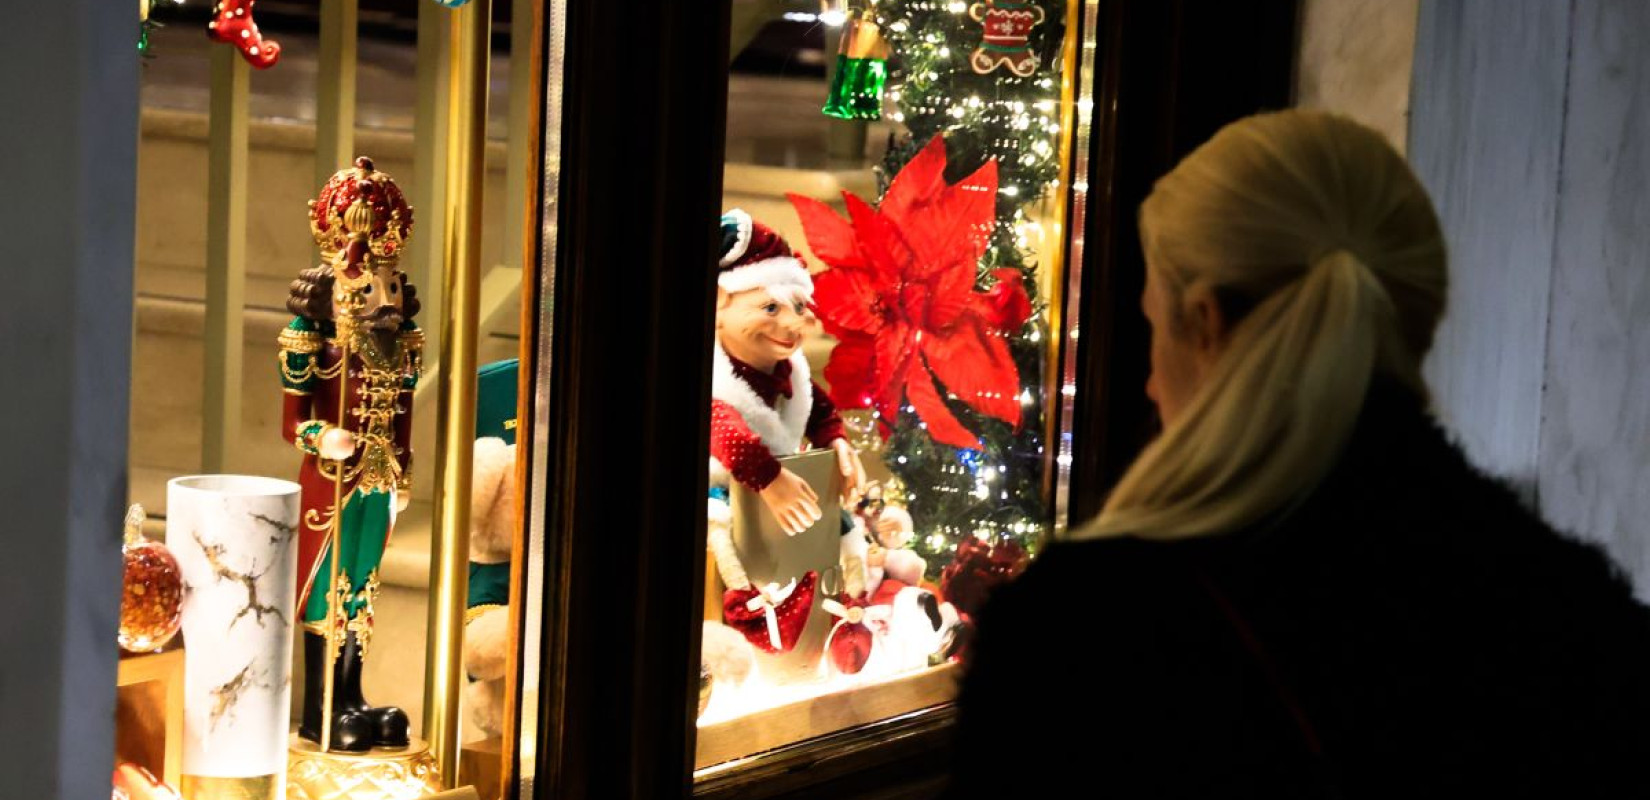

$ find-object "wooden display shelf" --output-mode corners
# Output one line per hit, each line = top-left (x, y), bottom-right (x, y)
(458, 736), (503, 800)
(694, 662), (960, 771)
(116, 645), (185, 790)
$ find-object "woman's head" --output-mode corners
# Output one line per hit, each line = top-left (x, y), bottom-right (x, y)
(1080, 110), (1447, 540)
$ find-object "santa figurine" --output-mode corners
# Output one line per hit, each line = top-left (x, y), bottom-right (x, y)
(707, 209), (866, 655)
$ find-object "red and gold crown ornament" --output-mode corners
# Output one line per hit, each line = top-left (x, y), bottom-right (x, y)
(308, 157), (414, 318)
(309, 156), (413, 264)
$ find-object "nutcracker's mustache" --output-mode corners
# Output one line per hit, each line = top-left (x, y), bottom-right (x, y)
(362, 306), (403, 330)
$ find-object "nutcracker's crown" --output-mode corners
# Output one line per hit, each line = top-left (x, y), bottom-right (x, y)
(307, 156), (413, 267)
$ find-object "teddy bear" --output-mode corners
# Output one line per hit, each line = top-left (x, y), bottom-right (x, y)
(461, 435), (516, 738)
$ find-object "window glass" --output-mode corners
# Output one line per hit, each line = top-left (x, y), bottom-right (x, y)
(697, 0), (1092, 771)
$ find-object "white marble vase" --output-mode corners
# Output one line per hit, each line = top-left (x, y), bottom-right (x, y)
(166, 475), (302, 792)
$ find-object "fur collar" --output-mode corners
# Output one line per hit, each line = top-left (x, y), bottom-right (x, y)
(711, 341), (812, 457)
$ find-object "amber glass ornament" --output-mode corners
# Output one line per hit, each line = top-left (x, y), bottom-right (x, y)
(119, 505), (184, 653)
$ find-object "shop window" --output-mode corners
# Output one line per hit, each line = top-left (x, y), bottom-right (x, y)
(694, 0), (1096, 773)
(118, 1), (537, 797)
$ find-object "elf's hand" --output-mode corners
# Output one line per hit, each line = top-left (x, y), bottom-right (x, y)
(760, 468), (821, 535)
(394, 490), (411, 513)
(318, 427), (356, 461)
(832, 438), (866, 504)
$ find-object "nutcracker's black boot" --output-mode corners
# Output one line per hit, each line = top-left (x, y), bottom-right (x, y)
(298, 631), (373, 752)
(338, 631), (411, 748)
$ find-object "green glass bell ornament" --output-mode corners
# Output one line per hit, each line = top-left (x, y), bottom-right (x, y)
(822, 12), (890, 121)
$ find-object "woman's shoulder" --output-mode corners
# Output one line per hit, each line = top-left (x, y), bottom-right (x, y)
(1015, 535), (1221, 586)
(975, 535), (1227, 638)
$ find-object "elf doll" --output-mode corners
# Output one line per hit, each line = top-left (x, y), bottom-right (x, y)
(708, 209), (866, 654)
(279, 157), (421, 751)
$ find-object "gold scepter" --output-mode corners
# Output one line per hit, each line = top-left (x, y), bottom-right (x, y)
(318, 188), (376, 752)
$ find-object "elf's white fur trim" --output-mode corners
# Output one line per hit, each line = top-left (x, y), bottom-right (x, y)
(707, 496), (749, 590)
(707, 496), (733, 527)
(469, 437), (516, 563)
(720, 209), (754, 267)
(710, 341), (812, 463)
(717, 257), (813, 299)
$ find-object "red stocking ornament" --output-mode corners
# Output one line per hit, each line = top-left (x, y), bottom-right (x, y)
(723, 571), (817, 654)
(208, 0), (282, 70)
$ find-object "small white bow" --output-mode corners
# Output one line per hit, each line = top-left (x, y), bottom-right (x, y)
(745, 578), (798, 651)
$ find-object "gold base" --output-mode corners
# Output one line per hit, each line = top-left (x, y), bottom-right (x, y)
(182, 774), (280, 800)
(286, 734), (442, 800)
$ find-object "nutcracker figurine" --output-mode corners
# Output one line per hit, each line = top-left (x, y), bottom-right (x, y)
(279, 156), (422, 751)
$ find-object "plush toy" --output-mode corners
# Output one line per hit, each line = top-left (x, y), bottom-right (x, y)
(861, 585), (963, 677)
(461, 359), (520, 739)
(699, 620), (757, 717)
(462, 436), (515, 738)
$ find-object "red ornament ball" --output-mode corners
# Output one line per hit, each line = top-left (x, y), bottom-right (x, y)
(119, 540), (183, 653)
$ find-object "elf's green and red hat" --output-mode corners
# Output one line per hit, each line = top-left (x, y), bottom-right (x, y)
(717, 209), (812, 298)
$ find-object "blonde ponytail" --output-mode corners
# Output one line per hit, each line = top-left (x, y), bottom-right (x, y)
(1074, 111), (1446, 541)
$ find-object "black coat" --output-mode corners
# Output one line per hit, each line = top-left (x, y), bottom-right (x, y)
(947, 385), (1650, 798)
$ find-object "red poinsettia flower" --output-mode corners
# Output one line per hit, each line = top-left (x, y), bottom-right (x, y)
(787, 136), (1033, 449)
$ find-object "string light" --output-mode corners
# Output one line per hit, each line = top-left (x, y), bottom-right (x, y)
(871, 0), (1070, 571)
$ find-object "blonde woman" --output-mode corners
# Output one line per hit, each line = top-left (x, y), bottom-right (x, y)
(947, 111), (1650, 797)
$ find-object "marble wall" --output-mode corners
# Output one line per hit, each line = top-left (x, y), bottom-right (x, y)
(1411, 0), (1650, 594)
(1295, 0), (1419, 152)
(1535, 1), (1650, 586)
(1410, 0), (1571, 498)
